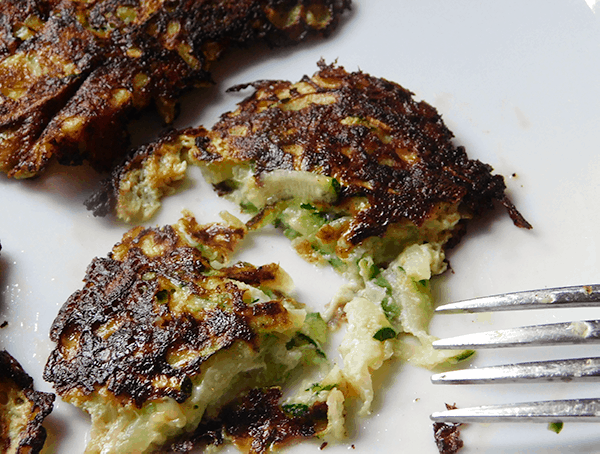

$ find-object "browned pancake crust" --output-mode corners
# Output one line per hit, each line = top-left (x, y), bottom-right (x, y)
(0, 350), (55, 454)
(0, 4), (102, 176)
(0, 1), (56, 57)
(167, 387), (328, 453)
(43, 214), (300, 408)
(189, 62), (530, 243)
(0, 0), (351, 178)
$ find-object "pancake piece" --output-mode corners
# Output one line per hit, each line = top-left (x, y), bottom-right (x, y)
(85, 128), (200, 222)
(0, 0), (351, 178)
(0, 350), (55, 454)
(43, 211), (340, 453)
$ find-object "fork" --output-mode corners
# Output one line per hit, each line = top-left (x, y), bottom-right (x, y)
(429, 284), (600, 423)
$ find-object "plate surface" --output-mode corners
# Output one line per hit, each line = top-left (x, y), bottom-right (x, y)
(3, 1), (600, 452)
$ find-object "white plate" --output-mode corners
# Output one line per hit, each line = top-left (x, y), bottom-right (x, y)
(3, 1), (600, 452)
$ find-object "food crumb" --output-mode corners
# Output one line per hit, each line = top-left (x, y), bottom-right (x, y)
(433, 404), (464, 454)
(320, 441), (328, 450)
(0, 321), (7, 328)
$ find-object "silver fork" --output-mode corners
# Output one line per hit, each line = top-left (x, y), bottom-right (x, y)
(429, 284), (600, 423)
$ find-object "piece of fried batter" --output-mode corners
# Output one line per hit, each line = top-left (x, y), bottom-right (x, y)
(0, 350), (55, 454)
(0, 0), (350, 179)
(86, 127), (198, 222)
(43, 211), (339, 453)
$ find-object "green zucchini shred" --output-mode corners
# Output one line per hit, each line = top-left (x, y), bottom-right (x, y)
(374, 274), (393, 293)
(282, 403), (310, 417)
(548, 421), (564, 434)
(381, 297), (401, 322)
(373, 327), (397, 341)
(308, 383), (336, 393)
(239, 201), (259, 213)
(449, 349), (476, 363)
(301, 312), (328, 346)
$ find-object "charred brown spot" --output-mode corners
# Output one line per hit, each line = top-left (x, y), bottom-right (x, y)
(251, 301), (286, 317)
(212, 180), (237, 196)
(315, 221), (346, 244)
(0, 1), (57, 58)
(167, 387), (328, 453)
(223, 388), (328, 453)
(187, 220), (246, 259)
(220, 262), (280, 288)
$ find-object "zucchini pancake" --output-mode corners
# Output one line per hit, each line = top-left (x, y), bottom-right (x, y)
(43, 212), (342, 453)
(63, 63), (530, 452)
(0, 0), (350, 178)
(1, 247), (55, 453)
(0, 350), (55, 454)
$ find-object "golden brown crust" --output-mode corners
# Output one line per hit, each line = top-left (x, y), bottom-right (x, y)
(0, 4), (102, 176)
(189, 61), (531, 243)
(0, 350), (55, 454)
(0, 0), (57, 57)
(0, 0), (351, 178)
(43, 216), (299, 408)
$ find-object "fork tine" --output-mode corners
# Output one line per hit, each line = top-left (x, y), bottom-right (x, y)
(436, 284), (600, 313)
(432, 320), (600, 349)
(431, 357), (600, 384)
(430, 398), (600, 423)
